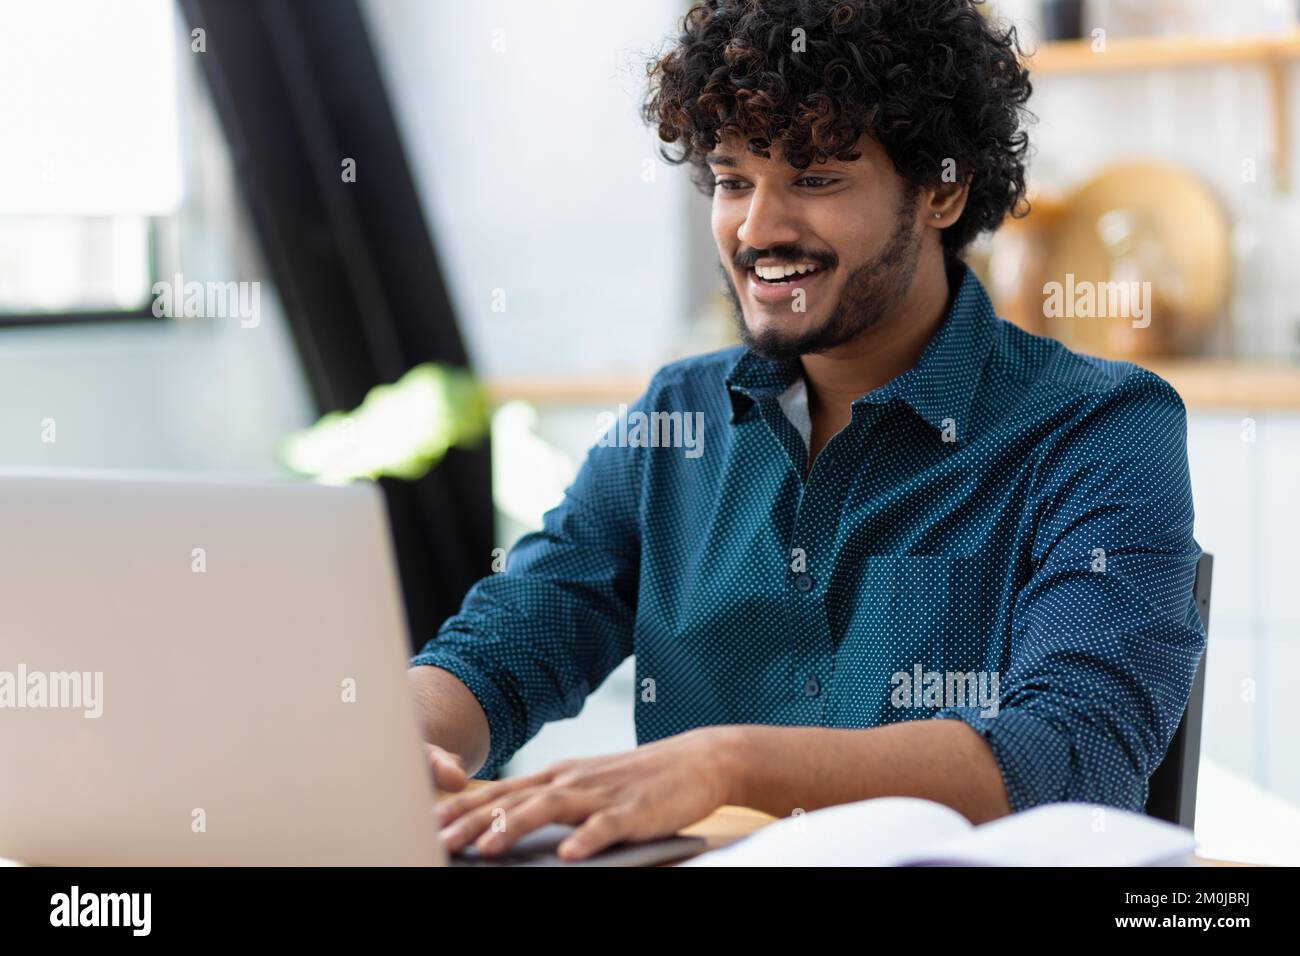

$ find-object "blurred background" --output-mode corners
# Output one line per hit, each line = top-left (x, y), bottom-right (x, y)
(2, 0), (1297, 863)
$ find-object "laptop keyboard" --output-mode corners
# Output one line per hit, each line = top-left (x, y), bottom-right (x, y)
(448, 823), (709, 867)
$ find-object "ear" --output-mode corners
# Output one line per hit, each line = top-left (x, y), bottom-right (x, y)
(924, 177), (971, 228)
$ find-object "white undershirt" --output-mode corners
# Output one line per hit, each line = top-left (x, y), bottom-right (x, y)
(776, 375), (812, 451)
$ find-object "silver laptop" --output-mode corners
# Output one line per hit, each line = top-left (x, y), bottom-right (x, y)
(0, 468), (707, 867)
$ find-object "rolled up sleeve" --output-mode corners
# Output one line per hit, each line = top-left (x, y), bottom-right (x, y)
(934, 369), (1207, 813)
(410, 385), (654, 778)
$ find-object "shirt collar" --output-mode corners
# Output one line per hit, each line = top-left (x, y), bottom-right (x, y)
(724, 262), (997, 445)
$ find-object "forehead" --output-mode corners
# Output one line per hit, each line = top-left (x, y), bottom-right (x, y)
(705, 131), (879, 168)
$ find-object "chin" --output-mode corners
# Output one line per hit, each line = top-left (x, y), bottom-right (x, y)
(745, 311), (820, 338)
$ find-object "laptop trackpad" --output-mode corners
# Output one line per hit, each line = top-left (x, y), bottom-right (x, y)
(450, 823), (708, 867)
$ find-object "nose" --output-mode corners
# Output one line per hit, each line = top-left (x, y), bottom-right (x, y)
(736, 182), (801, 255)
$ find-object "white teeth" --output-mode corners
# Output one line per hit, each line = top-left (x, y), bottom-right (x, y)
(754, 263), (819, 281)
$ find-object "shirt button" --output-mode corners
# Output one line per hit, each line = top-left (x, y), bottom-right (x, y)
(804, 676), (821, 697)
(794, 573), (814, 592)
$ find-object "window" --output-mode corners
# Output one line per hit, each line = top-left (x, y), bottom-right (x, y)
(0, 0), (182, 323)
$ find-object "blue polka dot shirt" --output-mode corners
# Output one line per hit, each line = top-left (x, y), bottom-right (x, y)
(411, 264), (1207, 814)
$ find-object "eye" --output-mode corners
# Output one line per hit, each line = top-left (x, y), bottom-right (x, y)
(713, 178), (748, 191)
(796, 176), (837, 188)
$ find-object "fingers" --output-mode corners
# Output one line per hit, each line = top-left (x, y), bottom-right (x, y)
(434, 753), (664, 860)
(465, 787), (608, 858)
(439, 786), (550, 854)
(434, 769), (552, 827)
(558, 806), (641, 861)
(426, 744), (468, 793)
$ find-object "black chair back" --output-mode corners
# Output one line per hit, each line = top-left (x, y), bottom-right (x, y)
(1145, 552), (1213, 828)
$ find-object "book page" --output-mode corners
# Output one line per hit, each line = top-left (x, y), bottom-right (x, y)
(901, 802), (1197, 866)
(684, 797), (972, 866)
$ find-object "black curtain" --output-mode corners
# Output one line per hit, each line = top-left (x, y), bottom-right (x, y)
(178, 0), (493, 649)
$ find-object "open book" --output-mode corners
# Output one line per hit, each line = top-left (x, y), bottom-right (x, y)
(683, 797), (1196, 866)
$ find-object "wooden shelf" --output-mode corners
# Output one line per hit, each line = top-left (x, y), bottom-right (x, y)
(486, 373), (653, 406)
(1027, 33), (1300, 194)
(1143, 359), (1300, 411)
(1027, 32), (1300, 73)
(487, 360), (1300, 412)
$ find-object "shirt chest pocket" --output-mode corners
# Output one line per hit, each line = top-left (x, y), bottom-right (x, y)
(834, 555), (995, 720)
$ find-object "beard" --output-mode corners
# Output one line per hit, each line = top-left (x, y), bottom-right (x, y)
(720, 186), (922, 360)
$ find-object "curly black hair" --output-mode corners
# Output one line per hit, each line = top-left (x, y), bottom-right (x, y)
(642, 0), (1033, 253)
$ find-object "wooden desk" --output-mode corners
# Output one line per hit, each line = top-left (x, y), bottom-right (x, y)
(676, 804), (774, 851)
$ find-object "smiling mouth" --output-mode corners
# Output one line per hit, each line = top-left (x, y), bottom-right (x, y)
(748, 262), (824, 285)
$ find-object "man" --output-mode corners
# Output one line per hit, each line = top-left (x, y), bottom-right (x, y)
(412, 0), (1206, 861)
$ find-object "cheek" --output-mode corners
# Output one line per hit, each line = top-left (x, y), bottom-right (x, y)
(843, 207), (898, 259)
(811, 189), (889, 251)
(710, 201), (736, 250)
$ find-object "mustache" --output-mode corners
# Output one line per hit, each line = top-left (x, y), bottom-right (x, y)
(734, 245), (836, 271)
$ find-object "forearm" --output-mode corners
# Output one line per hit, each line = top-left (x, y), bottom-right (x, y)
(407, 665), (491, 776)
(723, 718), (1013, 825)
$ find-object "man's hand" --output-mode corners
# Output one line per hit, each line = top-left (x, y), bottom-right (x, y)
(423, 742), (470, 793)
(435, 726), (747, 861)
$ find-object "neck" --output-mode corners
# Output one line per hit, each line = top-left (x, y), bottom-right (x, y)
(799, 245), (957, 419)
